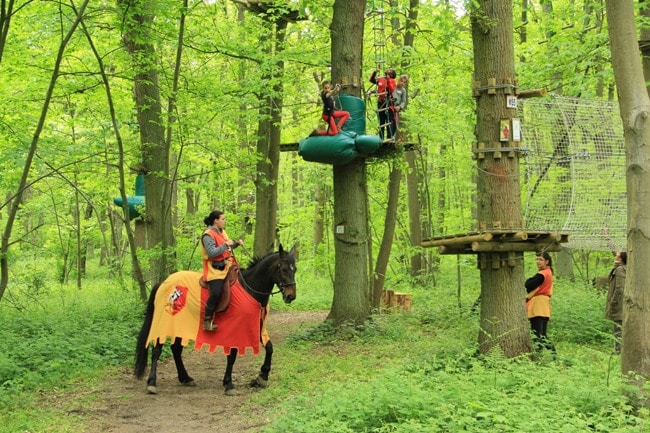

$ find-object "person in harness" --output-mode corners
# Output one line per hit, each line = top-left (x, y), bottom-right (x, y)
(200, 210), (243, 331)
(369, 66), (397, 140)
(392, 74), (409, 139)
(319, 80), (349, 135)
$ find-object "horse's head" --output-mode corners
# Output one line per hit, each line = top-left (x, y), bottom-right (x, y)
(275, 244), (297, 304)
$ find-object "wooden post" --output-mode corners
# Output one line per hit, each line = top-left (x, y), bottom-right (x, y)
(381, 289), (412, 312)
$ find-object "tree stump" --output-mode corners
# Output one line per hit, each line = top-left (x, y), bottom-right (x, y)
(381, 290), (412, 312)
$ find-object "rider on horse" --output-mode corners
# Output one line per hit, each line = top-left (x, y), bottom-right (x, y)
(200, 210), (243, 331)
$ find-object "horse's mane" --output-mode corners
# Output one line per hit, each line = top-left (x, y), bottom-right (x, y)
(245, 251), (275, 269)
(243, 247), (294, 270)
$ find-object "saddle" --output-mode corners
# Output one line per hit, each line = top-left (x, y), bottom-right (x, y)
(199, 263), (240, 313)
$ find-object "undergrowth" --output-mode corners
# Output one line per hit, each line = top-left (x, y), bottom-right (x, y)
(0, 282), (143, 432)
(0, 255), (648, 432)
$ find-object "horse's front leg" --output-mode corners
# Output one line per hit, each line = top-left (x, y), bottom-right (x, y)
(250, 340), (273, 388)
(147, 342), (163, 394)
(223, 348), (238, 395)
(171, 337), (195, 386)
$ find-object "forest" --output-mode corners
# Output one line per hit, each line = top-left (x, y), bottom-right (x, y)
(1, 0), (649, 431)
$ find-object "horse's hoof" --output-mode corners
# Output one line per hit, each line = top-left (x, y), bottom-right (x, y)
(147, 385), (158, 394)
(224, 388), (239, 396)
(182, 379), (196, 387)
(250, 376), (268, 388)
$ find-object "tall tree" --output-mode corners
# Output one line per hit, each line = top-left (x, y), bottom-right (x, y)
(236, 1), (301, 256)
(329, 0), (370, 326)
(400, 0), (426, 279)
(470, 0), (532, 356)
(605, 0), (650, 399)
(118, 0), (175, 288)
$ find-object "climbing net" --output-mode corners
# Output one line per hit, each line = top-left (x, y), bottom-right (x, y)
(520, 96), (626, 252)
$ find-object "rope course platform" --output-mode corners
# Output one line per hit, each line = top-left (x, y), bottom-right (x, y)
(421, 230), (569, 256)
(421, 97), (624, 256)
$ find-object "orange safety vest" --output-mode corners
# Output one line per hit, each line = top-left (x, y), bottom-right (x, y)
(526, 268), (553, 318)
(200, 228), (233, 281)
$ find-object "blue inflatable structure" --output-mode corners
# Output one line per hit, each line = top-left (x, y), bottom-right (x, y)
(113, 174), (145, 220)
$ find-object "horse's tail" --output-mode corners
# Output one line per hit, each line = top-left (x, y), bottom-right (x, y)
(134, 282), (160, 379)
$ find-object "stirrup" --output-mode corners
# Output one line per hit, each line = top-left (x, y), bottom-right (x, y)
(203, 319), (218, 332)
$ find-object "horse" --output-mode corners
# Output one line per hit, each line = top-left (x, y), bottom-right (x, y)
(134, 244), (297, 395)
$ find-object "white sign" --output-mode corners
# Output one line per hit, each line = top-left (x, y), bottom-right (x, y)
(512, 118), (521, 141)
(506, 96), (518, 109)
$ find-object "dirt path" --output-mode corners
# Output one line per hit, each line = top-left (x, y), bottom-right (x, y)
(79, 311), (327, 433)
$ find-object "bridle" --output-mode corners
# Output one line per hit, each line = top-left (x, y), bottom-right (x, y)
(237, 254), (295, 297)
(275, 257), (296, 290)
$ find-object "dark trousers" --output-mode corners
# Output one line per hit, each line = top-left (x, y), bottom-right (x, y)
(204, 279), (224, 320)
(377, 102), (395, 140)
(529, 316), (556, 353)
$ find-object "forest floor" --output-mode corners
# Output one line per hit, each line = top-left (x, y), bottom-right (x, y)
(75, 310), (327, 433)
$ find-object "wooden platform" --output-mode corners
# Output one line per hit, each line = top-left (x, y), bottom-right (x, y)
(421, 230), (569, 255)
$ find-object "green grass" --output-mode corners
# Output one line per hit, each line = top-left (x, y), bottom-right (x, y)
(0, 257), (648, 432)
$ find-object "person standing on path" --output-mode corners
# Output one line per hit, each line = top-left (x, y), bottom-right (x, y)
(525, 252), (557, 355)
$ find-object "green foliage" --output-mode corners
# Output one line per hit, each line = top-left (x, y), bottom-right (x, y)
(0, 280), (142, 401)
(255, 273), (645, 432)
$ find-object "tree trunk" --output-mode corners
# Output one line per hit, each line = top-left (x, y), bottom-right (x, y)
(606, 0), (650, 399)
(328, 0), (370, 326)
(372, 164), (401, 308)
(555, 248), (574, 279)
(313, 183), (326, 254)
(397, 0), (425, 279)
(120, 0), (175, 286)
(253, 19), (286, 257)
(405, 150), (424, 276)
(471, 0), (531, 356)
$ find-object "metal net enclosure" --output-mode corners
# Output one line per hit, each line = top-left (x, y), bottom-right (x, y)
(521, 96), (626, 251)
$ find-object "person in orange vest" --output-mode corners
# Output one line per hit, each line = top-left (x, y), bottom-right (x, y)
(525, 252), (557, 355)
(200, 210), (243, 331)
(369, 66), (397, 140)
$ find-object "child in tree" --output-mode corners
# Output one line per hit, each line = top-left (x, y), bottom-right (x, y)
(319, 81), (349, 135)
(369, 67), (397, 140)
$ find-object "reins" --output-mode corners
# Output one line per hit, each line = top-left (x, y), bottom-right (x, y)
(234, 249), (293, 298)
(238, 271), (284, 297)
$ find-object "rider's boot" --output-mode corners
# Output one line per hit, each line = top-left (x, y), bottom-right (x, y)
(203, 314), (217, 331)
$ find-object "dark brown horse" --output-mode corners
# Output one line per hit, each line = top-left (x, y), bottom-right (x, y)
(134, 245), (297, 395)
